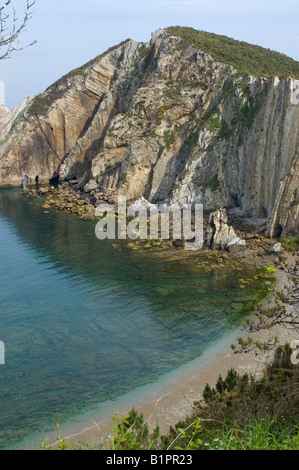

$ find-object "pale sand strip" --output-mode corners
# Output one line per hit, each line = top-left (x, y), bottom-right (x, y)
(46, 252), (298, 449)
(59, 323), (296, 449)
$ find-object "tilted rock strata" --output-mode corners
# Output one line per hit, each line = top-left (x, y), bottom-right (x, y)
(0, 29), (298, 237)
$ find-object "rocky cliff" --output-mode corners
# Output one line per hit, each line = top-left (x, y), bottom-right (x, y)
(0, 27), (298, 237)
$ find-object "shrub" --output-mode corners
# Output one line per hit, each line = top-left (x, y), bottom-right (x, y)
(281, 236), (299, 252)
(207, 174), (220, 192)
(109, 409), (160, 450)
(219, 120), (233, 139)
(166, 27), (299, 78)
(163, 129), (177, 149)
(163, 344), (299, 450)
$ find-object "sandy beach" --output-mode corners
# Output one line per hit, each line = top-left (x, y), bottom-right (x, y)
(49, 249), (298, 450)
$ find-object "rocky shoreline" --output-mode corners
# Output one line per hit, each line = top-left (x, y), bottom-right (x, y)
(19, 183), (298, 449)
(23, 183), (99, 220)
(23, 183), (257, 253)
(21, 182), (297, 277)
(50, 250), (298, 450)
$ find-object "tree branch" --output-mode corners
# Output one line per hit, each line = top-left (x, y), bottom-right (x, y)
(0, 0), (36, 60)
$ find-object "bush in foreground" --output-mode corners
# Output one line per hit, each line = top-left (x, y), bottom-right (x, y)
(41, 345), (299, 450)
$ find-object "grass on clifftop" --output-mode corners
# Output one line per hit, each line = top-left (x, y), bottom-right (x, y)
(167, 26), (299, 79)
(27, 27), (299, 118)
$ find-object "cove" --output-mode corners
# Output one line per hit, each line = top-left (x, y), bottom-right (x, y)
(0, 189), (261, 449)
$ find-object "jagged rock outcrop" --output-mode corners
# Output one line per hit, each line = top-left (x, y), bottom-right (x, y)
(0, 97), (34, 142)
(0, 28), (298, 237)
(204, 209), (246, 252)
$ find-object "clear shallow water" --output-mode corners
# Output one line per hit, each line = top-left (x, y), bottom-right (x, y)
(0, 189), (258, 449)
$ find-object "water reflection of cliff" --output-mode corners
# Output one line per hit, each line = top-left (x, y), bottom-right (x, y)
(0, 189), (255, 319)
(0, 189), (259, 450)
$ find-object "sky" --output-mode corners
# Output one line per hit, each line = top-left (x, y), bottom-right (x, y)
(0, 0), (299, 109)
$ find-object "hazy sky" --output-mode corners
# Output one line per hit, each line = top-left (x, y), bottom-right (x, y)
(1, 0), (299, 108)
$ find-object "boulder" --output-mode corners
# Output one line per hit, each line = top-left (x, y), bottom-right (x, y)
(272, 243), (283, 253)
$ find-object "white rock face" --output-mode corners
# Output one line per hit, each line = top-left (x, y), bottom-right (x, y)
(272, 243), (283, 253)
(129, 197), (157, 211)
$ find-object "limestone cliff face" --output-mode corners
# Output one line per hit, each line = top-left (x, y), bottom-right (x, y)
(0, 29), (298, 236)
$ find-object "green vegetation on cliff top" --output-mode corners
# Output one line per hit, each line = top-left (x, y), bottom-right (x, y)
(167, 26), (299, 79)
(28, 28), (299, 117)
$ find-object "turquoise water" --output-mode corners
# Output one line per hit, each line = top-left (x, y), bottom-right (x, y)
(0, 189), (256, 449)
